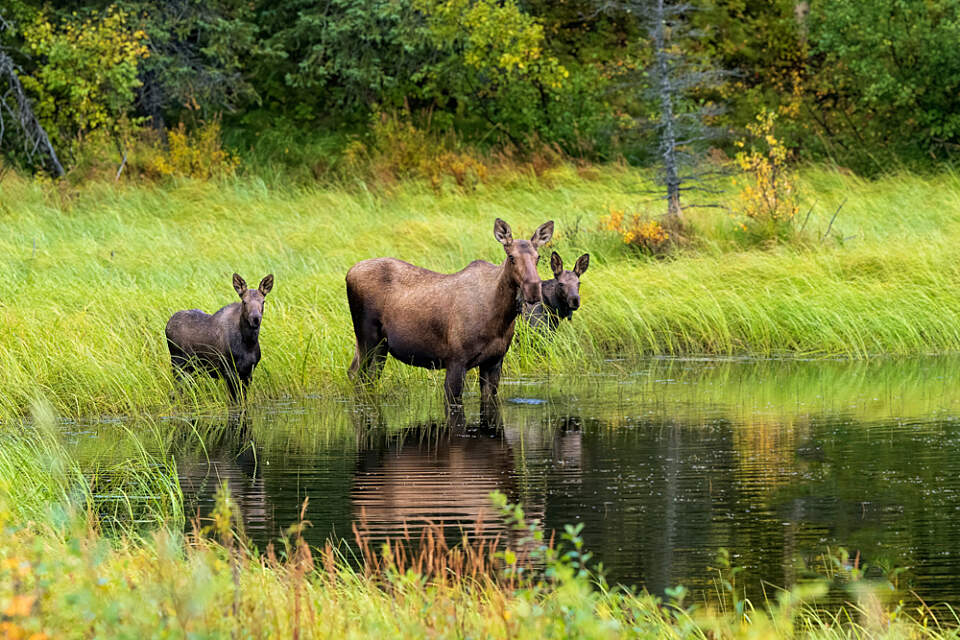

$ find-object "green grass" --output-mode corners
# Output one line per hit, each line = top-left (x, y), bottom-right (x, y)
(3, 164), (960, 420)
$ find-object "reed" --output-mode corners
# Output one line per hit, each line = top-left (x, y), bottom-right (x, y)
(3, 165), (960, 420)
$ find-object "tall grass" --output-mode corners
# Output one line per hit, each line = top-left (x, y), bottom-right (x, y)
(0, 402), (182, 534)
(3, 165), (960, 419)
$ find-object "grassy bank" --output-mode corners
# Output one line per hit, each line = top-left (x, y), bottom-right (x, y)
(3, 165), (960, 420)
(4, 514), (952, 639)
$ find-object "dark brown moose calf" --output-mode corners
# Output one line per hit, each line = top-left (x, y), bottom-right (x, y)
(345, 218), (554, 408)
(522, 252), (589, 331)
(165, 273), (274, 401)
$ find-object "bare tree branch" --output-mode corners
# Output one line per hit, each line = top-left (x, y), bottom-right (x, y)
(0, 48), (65, 176)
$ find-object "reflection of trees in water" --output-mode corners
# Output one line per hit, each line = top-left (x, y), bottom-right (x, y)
(542, 417), (738, 595)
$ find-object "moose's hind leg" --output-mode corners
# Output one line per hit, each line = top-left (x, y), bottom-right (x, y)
(167, 341), (193, 394)
(478, 358), (503, 403)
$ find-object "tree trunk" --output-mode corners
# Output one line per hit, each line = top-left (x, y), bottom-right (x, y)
(651, 0), (683, 227)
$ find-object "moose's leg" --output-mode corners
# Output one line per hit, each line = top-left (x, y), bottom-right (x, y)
(347, 287), (389, 382)
(223, 370), (242, 403)
(167, 342), (192, 401)
(478, 358), (503, 403)
(479, 358), (504, 427)
(349, 319), (388, 383)
(443, 363), (467, 408)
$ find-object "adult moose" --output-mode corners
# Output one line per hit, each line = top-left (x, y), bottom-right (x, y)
(165, 273), (274, 402)
(346, 218), (553, 408)
(522, 252), (589, 331)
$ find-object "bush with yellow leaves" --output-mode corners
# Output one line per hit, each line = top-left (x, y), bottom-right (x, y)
(344, 110), (491, 192)
(734, 110), (800, 243)
(602, 208), (671, 256)
(149, 120), (238, 180)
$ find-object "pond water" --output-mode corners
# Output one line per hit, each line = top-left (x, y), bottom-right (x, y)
(76, 357), (960, 605)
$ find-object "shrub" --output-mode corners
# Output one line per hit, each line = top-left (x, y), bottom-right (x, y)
(734, 110), (800, 244)
(601, 207), (671, 256)
(149, 120), (238, 180)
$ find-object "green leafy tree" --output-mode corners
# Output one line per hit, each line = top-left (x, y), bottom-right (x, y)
(255, 0), (430, 120)
(18, 6), (148, 154)
(808, 0), (960, 170)
(123, 0), (258, 132)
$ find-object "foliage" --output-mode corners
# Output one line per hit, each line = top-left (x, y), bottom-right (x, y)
(121, 0), (258, 127)
(148, 119), (238, 180)
(6, 0), (960, 172)
(416, 0), (574, 145)
(808, 0), (960, 170)
(734, 110), (800, 244)
(18, 6), (148, 154)
(689, 0), (809, 150)
(601, 208), (671, 256)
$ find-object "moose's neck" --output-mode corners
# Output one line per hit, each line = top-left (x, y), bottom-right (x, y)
(239, 317), (260, 345)
(493, 259), (523, 330)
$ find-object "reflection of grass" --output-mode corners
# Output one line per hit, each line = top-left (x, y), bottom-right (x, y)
(4, 166), (960, 420)
(0, 403), (182, 534)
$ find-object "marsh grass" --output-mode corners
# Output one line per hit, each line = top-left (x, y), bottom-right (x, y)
(4, 165), (960, 420)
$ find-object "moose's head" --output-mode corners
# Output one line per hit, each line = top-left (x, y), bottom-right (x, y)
(493, 218), (554, 305)
(549, 252), (589, 314)
(233, 273), (274, 330)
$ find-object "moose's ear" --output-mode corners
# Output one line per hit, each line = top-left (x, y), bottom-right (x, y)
(573, 253), (590, 277)
(232, 273), (247, 298)
(493, 218), (513, 246)
(550, 251), (563, 277)
(259, 274), (274, 296)
(530, 220), (554, 248)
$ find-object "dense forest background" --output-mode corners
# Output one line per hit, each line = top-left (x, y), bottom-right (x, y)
(1, 0), (958, 180)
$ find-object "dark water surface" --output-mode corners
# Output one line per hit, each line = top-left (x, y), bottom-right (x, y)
(80, 357), (960, 604)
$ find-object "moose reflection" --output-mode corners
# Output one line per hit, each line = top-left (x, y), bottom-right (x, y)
(351, 415), (542, 549)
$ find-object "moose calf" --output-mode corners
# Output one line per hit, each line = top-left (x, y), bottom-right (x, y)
(165, 273), (274, 401)
(522, 252), (589, 331)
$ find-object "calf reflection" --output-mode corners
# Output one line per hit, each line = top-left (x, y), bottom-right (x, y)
(176, 413), (273, 537)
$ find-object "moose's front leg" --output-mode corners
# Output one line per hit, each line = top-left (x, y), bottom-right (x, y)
(478, 358), (502, 404)
(223, 368), (244, 403)
(443, 363), (466, 408)
(479, 358), (504, 428)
